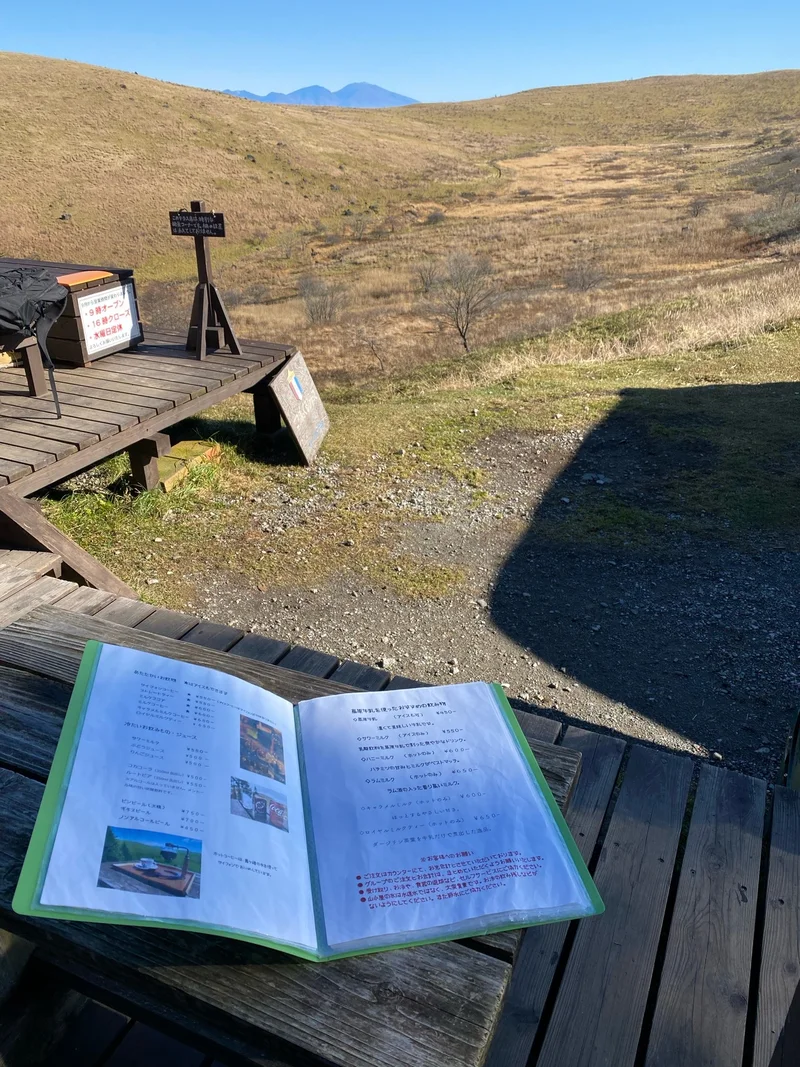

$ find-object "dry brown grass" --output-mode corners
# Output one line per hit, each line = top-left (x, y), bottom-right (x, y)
(3, 53), (800, 383)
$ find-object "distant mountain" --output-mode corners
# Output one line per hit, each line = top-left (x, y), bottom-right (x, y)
(223, 83), (417, 108)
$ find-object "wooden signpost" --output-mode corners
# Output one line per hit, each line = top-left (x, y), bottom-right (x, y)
(170, 200), (241, 359)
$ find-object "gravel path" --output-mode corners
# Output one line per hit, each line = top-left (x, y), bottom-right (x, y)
(191, 427), (799, 781)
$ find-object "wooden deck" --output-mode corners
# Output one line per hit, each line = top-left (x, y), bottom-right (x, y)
(0, 560), (797, 1066)
(0, 331), (293, 493)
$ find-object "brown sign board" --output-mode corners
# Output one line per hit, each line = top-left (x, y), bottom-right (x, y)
(169, 211), (226, 238)
(269, 352), (329, 466)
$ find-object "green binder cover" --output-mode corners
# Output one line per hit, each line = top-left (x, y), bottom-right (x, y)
(15, 640), (602, 960)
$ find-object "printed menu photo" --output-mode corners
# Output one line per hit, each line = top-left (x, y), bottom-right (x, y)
(14, 641), (603, 960)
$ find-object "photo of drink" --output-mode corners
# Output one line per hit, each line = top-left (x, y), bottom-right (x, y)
(230, 776), (289, 832)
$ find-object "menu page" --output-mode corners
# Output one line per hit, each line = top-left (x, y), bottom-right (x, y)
(39, 643), (317, 953)
(298, 682), (593, 951)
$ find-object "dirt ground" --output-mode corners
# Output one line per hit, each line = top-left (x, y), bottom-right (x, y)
(188, 425), (799, 782)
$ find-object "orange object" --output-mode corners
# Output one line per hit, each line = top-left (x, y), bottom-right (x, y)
(56, 270), (114, 289)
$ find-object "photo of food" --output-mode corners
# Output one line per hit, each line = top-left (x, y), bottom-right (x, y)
(97, 827), (202, 898)
(230, 776), (289, 832)
(239, 715), (286, 783)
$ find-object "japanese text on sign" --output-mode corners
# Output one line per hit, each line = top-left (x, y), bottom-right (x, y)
(169, 211), (226, 237)
(77, 282), (140, 356)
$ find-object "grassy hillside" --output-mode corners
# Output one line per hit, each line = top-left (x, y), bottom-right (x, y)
(2, 52), (800, 380)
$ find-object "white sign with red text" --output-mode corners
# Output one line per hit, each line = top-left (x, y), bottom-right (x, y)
(78, 282), (141, 356)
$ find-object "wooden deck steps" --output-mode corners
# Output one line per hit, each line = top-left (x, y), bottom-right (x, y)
(0, 549), (62, 580)
(0, 548), (74, 627)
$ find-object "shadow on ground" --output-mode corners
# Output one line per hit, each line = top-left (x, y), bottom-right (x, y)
(492, 381), (800, 768)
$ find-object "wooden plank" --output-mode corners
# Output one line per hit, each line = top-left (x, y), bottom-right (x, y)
(0, 417), (99, 451)
(330, 659), (391, 690)
(42, 1000), (131, 1067)
(0, 549), (35, 567)
(277, 643), (340, 677)
(10, 359), (271, 496)
(645, 764), (766, 1067)
(0, 569), (39, 602)
(536, 745), (693, 1067)
(93, 597), (156, 627)
(517, 712), (561, 746)
(0, 426), (78, 460)
(0, 770), (510, 1067)
(106, 354), (225, 390)
(134, 340), (261, 374)
(69, 366), (194, 404)
(180, 619), (244, 652)
(0, 575), (77, 627)
(226, 631), (291, 664)
(32, 378), (172, 418)
(103, 1023), (205, 1067)
(0, 436), (67, 470)
(486, 730), (625, 1063)
(135, 607), (199, 640)
(0, 366), (163, 416)
(0, 492), (136, 597)
(385, 674), (431, 690)
(0, 663), (70, 778)
(0, 400), (118, 441)
(0, 458), (32, 484)
(0, 550), (61, 580)
(0, 389), (137, 433)
(55, 587), (118, 615)
(118, 352), (235, 387)
(753, 787), (800, 1067)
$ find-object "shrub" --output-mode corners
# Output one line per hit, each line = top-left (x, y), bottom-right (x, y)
(415, 258), (440, 294)
(298, 275), (345, 324)
(739, 194), (800, 242)
(564, 262), (606, 292)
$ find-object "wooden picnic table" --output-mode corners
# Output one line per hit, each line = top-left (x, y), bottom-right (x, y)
(0, 602), (581, 1067)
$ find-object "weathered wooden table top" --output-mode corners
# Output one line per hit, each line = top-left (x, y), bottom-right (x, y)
(0, 605), (581, 1067)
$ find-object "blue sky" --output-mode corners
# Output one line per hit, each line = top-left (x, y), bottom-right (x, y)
(3, 0), (799, 102)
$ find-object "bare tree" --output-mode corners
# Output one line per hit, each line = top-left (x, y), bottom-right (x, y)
(277, 229), (303, 259)
(415, 258), (440, 294)
(432, 253), (499, 352)
(298, 275), (345, 325)
(350, 213), (369, 241)
(564, 261), (605, 292)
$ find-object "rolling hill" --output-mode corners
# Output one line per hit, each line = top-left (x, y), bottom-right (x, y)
(2, 51), (800, 382)
(2, 51), (799, 270)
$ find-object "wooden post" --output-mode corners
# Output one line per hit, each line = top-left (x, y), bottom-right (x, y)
(182, 200), (243, 359)
(249, 376), (283, 434)
(18, 339), (47, 398)
(127, 433), (172, 492)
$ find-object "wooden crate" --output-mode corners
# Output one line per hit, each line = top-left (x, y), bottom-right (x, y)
(48, 272), (143, 365)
